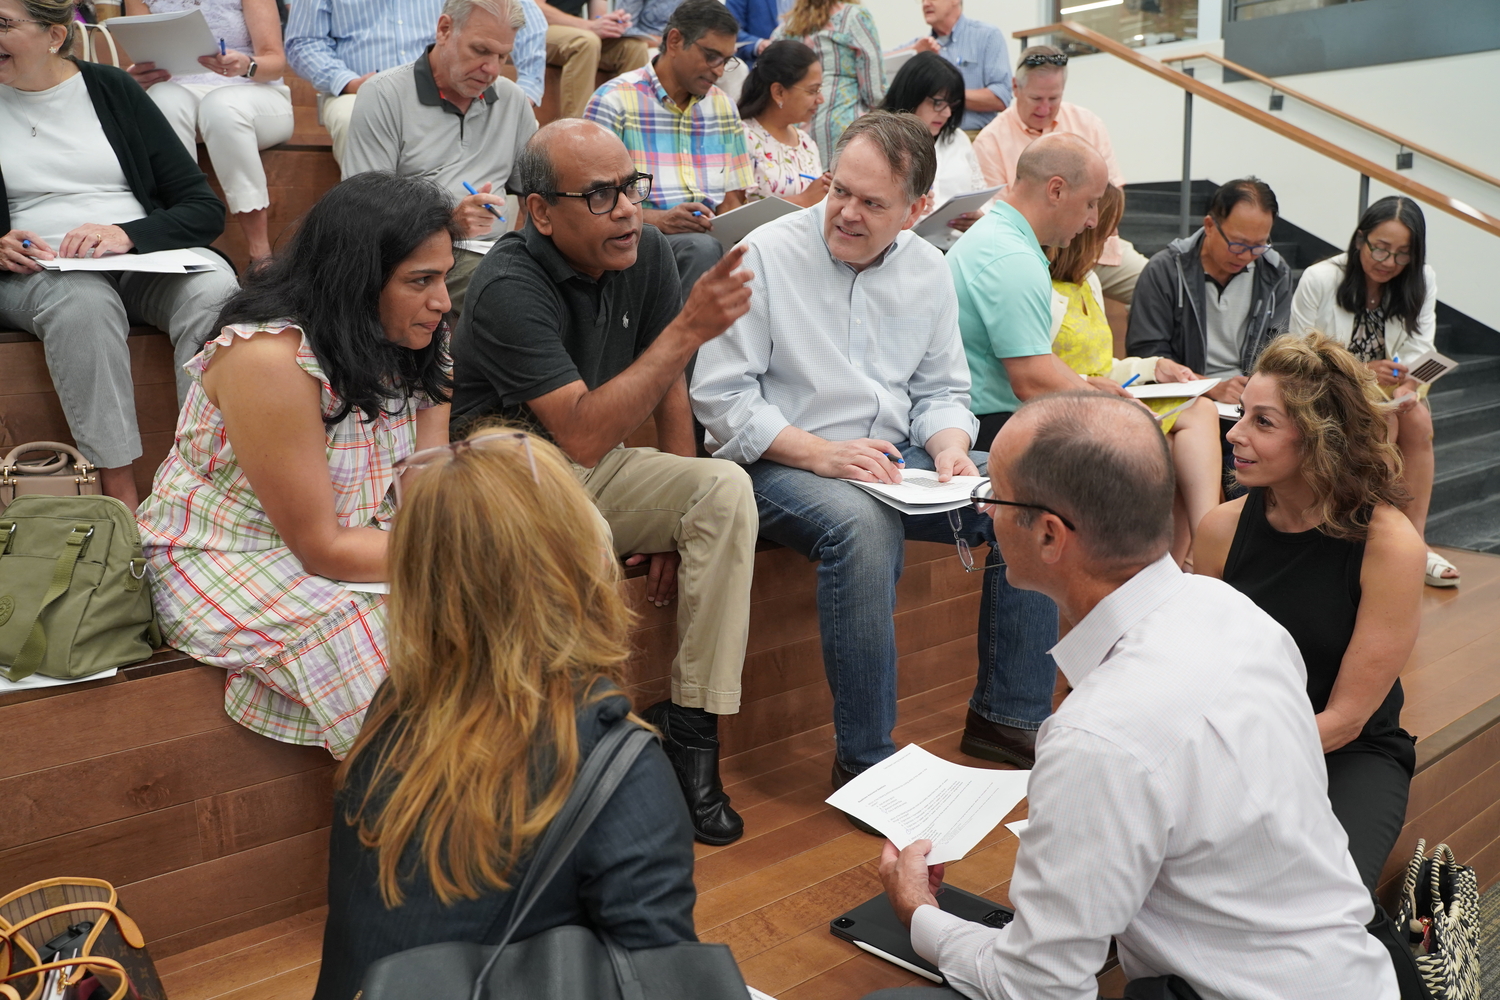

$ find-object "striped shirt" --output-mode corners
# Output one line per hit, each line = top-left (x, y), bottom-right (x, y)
(584, 60), (754, 210)
(689, 204), (977, 464)
(911, 555), (1398, 1000)
(286, 0), (544, 105)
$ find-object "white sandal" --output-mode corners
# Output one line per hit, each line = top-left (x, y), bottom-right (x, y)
(1425, 550), (1460, 588)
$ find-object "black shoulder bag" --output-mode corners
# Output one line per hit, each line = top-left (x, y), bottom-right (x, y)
(357, 719), (749, 1000)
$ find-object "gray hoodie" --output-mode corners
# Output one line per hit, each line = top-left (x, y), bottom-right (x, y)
(1125, 228), (1292, 377)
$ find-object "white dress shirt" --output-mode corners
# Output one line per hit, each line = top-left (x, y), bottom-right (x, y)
(690, 205), (979, 464)
(911, 554), (1397, 1000)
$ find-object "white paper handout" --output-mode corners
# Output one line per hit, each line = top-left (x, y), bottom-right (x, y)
(826, 743), (1031, 864)
(1215, 402), (1242, 420)
(98, 9), (219, 77)
(883, 48), (918, 76)
(913, 185), (1002, 250)
(842, 469), (985, 516)
(36, 249), (219, 273)
(1004, 818), (1029, 838)
(0, 667), (119, 693)
(454, 238), (501, 256)
(707, 195), (801, 249)
(1126, 377), (1220, 400)
(1397, 349), (1461, 386)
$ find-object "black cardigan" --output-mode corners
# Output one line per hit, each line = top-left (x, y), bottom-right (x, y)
(0, 60), (225, 253)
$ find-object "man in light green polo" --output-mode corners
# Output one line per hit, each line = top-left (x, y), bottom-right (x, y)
(947, 132), (1112, 452)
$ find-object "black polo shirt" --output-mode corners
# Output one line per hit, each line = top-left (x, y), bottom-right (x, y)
(450, 222), (683, 439)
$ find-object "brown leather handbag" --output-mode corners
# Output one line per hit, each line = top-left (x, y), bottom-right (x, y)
(0, 878), (165, 1000)
(0, 444), (102, 514)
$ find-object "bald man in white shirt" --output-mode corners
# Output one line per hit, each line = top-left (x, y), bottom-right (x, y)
(867, 393), (1416, 1000)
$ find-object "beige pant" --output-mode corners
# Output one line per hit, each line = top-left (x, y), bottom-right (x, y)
(576, 446), (756, 714)
(545, 26), (650, 120)
(319, 92), (358, 165)
(1093, 237), (1151, 305)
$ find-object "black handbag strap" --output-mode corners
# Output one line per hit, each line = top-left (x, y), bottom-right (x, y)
(468, 718), (655, 1000)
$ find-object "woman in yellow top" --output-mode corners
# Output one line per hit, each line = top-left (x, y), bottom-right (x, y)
(1049, 185), (1223, 566)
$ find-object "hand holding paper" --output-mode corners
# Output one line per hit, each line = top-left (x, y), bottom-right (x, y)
(825, 744), (1031, 864)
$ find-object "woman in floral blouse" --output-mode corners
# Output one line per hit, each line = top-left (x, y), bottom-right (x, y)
(738, 40), (828, 205)
(772, 0), (885, 169)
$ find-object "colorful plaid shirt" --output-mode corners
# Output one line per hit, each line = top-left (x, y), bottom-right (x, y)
(584, 60), (755, 211)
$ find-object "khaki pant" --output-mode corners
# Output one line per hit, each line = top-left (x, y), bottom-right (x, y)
(444, 247), (485, 331)
(546, 26), (650, 119)
(318, 92), (358, 165)
(576, 446), (756, 714)
(1093, 237), (1151, 305)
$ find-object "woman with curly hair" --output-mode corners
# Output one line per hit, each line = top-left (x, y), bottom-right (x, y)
(1194, 332), (1424, 894)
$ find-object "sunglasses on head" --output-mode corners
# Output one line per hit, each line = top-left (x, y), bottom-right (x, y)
(1020, 52), (1068, 68)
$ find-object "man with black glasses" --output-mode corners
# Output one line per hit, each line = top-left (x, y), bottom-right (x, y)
(1127, 177), (1292, 407)
(450, 118), (759, 847)
(585, 0), (754, 303)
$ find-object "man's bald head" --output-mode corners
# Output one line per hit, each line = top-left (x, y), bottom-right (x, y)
(998, 393), (1174, 567)
(1014, 132), (1104, 190)
(514, 119), (629, 201)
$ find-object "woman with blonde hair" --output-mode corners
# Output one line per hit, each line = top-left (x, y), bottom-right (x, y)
(770, 0), (884, 168)
(1047, 184), (1222, 565)
(1195, 332), (1424, 896)
(311, 429), (697, 1000)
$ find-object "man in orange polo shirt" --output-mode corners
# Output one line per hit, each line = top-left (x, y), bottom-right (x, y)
(972, 45), (1148, 305)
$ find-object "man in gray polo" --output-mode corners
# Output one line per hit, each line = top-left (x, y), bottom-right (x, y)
(342, 0), (538, 324)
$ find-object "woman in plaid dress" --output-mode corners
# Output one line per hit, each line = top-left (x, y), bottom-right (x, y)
(137, 174), (458, 757)
(773, 0), (886, 169)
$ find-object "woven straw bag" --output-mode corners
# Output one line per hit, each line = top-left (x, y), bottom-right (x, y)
(1394, 839), (1480, 1000)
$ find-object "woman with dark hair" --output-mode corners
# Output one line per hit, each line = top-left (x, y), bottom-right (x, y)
(770, 0), (884, 169)
(880, 51), (986, 233)
(1290, 196), (1455, 586)
(137, 172), (457, 757)
(737, 39), (829, 206)
(1195, 332), (1424, 895)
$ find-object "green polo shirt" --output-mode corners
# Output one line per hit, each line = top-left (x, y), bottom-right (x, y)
(947, 201), (1055, 415)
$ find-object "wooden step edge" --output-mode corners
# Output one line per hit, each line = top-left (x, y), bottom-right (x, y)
(1415, 691), (1500, 774)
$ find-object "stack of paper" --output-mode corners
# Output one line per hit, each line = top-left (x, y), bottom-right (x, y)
(37, 249), (218, 273)
(825, 743), (1031, 864)
(841, 469), (985, 515)
(1125, 377), (1219, 400)
(95, 8), (218, 76)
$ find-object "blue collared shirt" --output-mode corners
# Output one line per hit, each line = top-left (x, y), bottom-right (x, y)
(690, 205), (978, 464)
(907, 15), (1013, 131)
(621, 0), (681, 39)
(285, 0), (543, 101)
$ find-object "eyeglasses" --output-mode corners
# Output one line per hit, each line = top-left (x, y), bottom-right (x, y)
(1019, 52), (1068, 68)
(945, 507), (1003, 573)
(694, 41), (741, 71)
(1211, 217), (1273, 257)
(926, 97), (953, 112)
(0, 16), (46, 31)
(550, 173), (653, 215)
(792, 82), (823, 96)
(968, 481), (1077, 531)
(1362, 238), (1412, 266)
(392, 431), (538, 505)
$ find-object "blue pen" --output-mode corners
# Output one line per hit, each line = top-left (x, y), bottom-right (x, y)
(21, 239), (32, 249)
(799, 173), (818, 181)
(219, 38), (226, 56)
(1392, 354), (1401, 378)
(462, 181), (504, 222)
(883, 453), (906, 465)
(1121, 374), (1141, 388)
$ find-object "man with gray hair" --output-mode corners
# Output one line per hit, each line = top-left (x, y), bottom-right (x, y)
(692, 112), (1051, 817)
(866, 392), (1402, 1000)
(342, 0), (537, 327)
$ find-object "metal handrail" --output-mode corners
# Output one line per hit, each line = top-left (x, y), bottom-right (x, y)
(1012, 22), (1500, 239)
(1159, 50), (1500, 190)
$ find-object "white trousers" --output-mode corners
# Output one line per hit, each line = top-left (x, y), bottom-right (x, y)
(148, 81), (294, 214)
(319, 92), (358, 167)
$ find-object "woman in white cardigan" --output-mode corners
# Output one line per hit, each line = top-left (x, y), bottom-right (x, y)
(1290, 195), (1456, 586)
(879, 52), (987, 235)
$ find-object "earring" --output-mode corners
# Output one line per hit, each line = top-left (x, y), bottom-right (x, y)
(776, 100), (784, 109)
(49, 46), (58, 53)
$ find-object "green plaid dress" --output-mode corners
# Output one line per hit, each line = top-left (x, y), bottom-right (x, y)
(137, 322), (430, 758)
(773, 4), (887, 169)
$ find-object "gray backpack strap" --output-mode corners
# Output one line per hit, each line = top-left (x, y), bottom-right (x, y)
(468, 719), (655, 1000)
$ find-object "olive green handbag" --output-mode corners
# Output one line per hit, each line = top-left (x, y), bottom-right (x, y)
(0, 495), (159, 683)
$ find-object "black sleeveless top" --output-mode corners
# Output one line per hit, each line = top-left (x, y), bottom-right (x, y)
(1223, 489), (1413, 766)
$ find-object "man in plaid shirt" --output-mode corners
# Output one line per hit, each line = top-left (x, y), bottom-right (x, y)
(586, 0), (754, 303)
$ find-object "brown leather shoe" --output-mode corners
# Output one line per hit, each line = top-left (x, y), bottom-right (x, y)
(959, 708), (1037, 768)
(830, 762), (883, 836)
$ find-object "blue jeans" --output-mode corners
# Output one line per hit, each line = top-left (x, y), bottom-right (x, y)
(747, 442), (1059, 771)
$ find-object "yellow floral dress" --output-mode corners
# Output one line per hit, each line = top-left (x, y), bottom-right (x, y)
(1050, 276), (1187, 432)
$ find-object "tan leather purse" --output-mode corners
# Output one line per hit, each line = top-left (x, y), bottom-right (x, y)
(0, 878), (164, 1000)
(0, 444), (102, 513)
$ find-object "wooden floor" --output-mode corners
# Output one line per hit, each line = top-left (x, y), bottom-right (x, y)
(156, 547), (1500, 1000)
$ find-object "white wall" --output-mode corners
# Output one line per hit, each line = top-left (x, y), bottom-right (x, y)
(857, 0), (1500, 331)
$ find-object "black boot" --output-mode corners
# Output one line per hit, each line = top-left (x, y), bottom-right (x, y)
(830, 762), (882, 836)
(641, 700), (744, 846)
